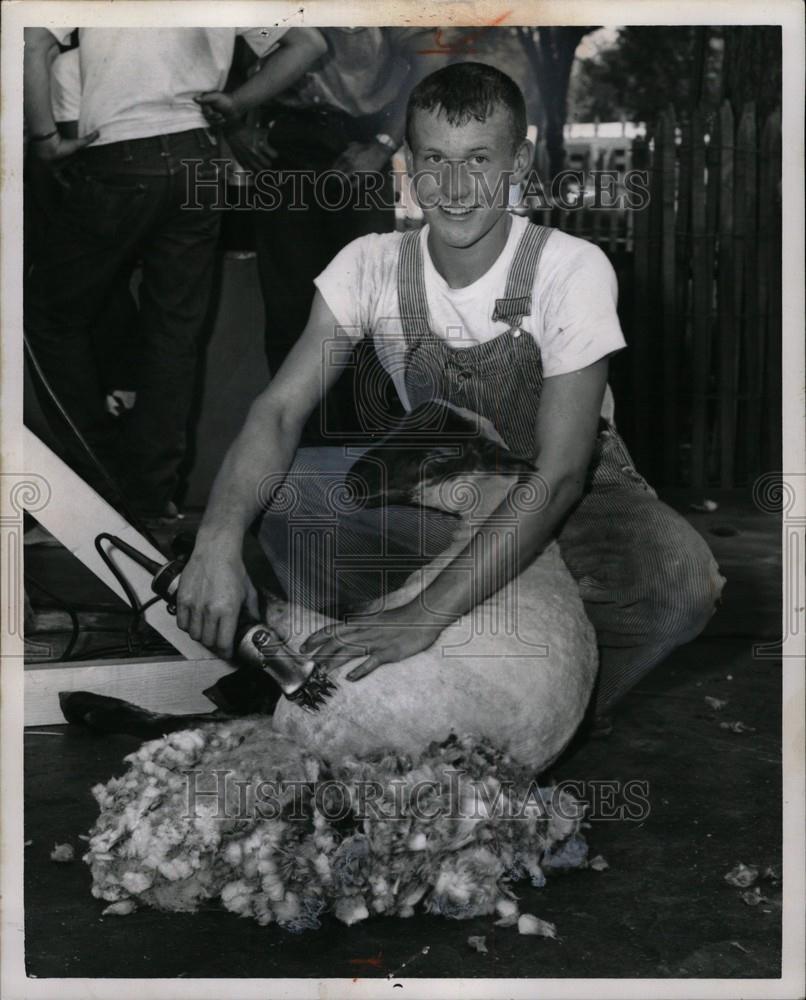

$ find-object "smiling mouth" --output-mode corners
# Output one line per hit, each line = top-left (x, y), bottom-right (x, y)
(439, 204), (476, 217)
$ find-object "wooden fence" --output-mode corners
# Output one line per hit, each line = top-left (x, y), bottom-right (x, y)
(628, 101), (782, 489)
(533, 101), (782, 489)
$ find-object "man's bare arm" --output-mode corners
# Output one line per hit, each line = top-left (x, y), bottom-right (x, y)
(176, 291), (350, 656)
(419, 359), (608, 618)
(195, 28), (327, 124)
(23, 28), (98, 160)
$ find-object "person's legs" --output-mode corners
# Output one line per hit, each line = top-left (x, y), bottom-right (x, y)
(254, 130), (397, 440)
(91, 269), (141, 402)
(119, 132), (223, 514)
(557, 430), (726, 715)
(254, 171), (336, 379)
(24, 159), (163, 488)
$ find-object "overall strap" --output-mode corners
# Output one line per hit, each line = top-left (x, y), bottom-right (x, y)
(491, 223), (553, 327)
(397, 229), (431, 348)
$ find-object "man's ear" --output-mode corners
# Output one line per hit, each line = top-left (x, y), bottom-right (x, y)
(512, 137), (534, 185)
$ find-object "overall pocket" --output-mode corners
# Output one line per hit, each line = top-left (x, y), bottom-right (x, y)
(591, 428), (656, 494)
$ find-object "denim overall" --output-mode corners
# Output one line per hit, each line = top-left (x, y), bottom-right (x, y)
(258, 222), (724, 714)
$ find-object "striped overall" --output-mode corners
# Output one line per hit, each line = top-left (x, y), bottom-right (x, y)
(259, 222), (725, 714)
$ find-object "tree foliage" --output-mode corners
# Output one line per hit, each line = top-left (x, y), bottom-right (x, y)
(571, 26), (781, 124)
(515, 27), (599, 177)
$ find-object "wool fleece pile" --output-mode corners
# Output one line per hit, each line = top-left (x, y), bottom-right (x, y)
(84, 722), (590, 930)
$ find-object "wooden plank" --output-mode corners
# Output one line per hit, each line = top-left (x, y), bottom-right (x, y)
(23, 428), (219, 662)
(704, 110), (722, 482)
(730, 103), (750, 482)
(608, 205), (619, 256)
(573, 202), (585, 237)
(689, 107), (710, 490)
(756, 112), (773, 417)
(631, 134), (652, 467)
(704, 110), (721, 293)
(761, 110), (782, 471)
(738, 105), (760, 481)
(757, 110), (774, 471)
(646, 123), (666, 484)
(24, 656), (228, 726)
(674, 117), (692, 485)
(591, 198), (602, 247)
(717, 101), (736, 487)
(660, 109), (678, 484)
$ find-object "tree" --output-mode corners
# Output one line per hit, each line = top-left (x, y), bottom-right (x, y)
(571, 27), (720, 123)
(516, 27), (598, 178)
(571, 26), (780, 126)
(721, 27), (781, 120)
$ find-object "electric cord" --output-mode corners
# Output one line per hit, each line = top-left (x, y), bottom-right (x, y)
(126, 594), (163, 655)
(23, 332), (162, 551)
(64, 640), (175, 663)
(26, 535), (172, 663)
(26, 571), (171, 663)
(94, 533), (144, 616)
(25, 574), (81, 661)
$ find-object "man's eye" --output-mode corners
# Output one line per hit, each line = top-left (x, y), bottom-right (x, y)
(471, 155), (488, 165)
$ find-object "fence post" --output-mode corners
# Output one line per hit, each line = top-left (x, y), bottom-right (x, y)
(631, 133), (652, 471)
(717, 101), (736, 487)
(660, 108), (678, 484)
(760, 109), (782, 471)
(675, 114), (694, 485)
(737, 103), (759, 481)
(689, 107), (710, 490)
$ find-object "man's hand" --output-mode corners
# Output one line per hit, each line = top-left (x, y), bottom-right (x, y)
(32, 130), (99, 163)
(175, 548), (259, 659)
(225, 125), (279, 173)
(300, 601), (452, 681)
(332, 141), (393, 181)
(194, 91), (243, 126)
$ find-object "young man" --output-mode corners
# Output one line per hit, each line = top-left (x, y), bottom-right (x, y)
(23, 26), (327, 518)
(177, 63), (724, 717)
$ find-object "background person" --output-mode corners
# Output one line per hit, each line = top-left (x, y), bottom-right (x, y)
(23, 26), (326, 521)
(43, 46), (140, 420)
(229, 27), (443, 439)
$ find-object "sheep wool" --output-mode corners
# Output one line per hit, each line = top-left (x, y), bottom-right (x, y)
(84, 726), (590, 930)
(271, 539), (598, 773)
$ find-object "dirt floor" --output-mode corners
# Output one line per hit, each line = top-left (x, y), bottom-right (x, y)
(23, 487), (783, 980)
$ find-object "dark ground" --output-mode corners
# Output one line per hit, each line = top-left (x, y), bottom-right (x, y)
(23, 487), (783, 980)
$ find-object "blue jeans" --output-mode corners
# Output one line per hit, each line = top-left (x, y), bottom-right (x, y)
(25, 128), (224, 513)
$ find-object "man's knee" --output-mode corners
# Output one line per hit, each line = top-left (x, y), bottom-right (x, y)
(645, 531), (725, 643)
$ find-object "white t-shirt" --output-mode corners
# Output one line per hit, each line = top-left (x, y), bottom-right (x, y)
(47, 28), (287, 145)
(51, 49), (80, 123)
(314, 214), (626, 413)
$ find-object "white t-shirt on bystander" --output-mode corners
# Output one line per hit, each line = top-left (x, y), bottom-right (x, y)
(47, 27), (287, 145)
(314, 214), (626, 416)
(51, 48), (81, 123)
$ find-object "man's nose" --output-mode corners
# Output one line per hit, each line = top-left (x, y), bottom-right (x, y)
(441, 161), (472, 202)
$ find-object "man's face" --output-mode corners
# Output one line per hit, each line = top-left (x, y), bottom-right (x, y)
(406, 105), (530, 249)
